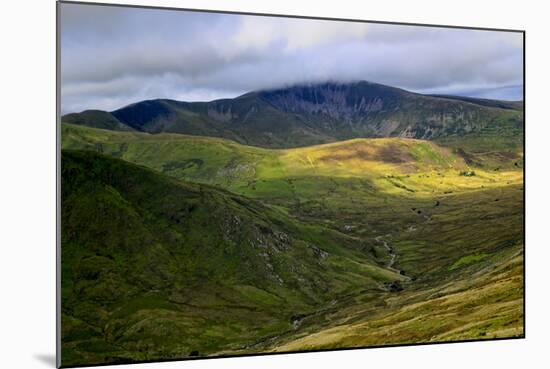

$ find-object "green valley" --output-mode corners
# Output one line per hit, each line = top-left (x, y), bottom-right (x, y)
(61, 113), (523, 365)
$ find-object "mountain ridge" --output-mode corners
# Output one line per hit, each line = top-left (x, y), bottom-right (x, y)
(62, 80), (524, 149)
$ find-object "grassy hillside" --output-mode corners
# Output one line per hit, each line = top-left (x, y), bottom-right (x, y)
(62, 122), (522, 201)
(267, 243), (523, 352)
(61, 122), (523, 366)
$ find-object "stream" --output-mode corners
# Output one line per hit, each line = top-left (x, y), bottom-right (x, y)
(374, 235), (411, 281)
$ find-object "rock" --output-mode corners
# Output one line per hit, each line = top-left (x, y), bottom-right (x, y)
(385, 281), (404, 292)
(310, 245), (329, 259)
(290, 314), (306, 330)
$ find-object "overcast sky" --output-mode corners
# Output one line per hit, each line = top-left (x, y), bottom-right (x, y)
(60, 3), (523, 114)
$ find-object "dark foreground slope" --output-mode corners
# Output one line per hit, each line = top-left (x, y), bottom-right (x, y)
(60, 150), (404, 366)
(62, 81), (523, 148)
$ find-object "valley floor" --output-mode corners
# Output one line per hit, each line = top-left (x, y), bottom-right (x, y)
(267, 246), (523, 352)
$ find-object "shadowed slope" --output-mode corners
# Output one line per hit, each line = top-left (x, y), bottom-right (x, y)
(61, 150), (405, 366)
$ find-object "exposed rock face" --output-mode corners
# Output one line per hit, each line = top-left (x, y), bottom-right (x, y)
(259, 82), (388, 118)
(256, 81), (514, 140)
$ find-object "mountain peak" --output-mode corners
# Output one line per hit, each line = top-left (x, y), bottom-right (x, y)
(254, 80), (408, 117)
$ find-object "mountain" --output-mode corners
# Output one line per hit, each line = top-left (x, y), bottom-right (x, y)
(62, 81), (524, 149)
(427, 94), (524, 110)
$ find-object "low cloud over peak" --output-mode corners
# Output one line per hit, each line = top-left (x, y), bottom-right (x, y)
(60, 3), (523, 114)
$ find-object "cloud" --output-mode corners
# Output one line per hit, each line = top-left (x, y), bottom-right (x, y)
(230, 16), (370, 52)
(59, 3), (523, 114)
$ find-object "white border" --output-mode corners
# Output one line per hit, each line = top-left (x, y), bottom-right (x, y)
(1, 1), (548, 369)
